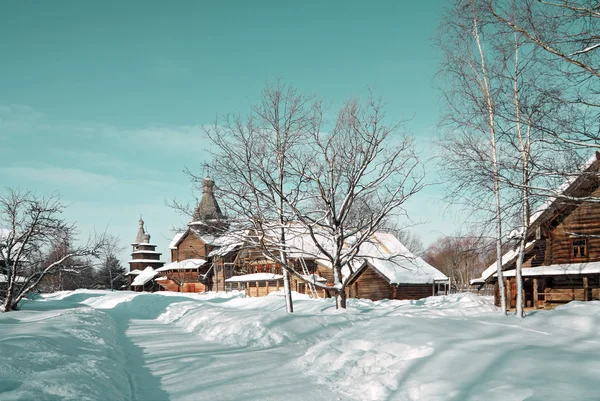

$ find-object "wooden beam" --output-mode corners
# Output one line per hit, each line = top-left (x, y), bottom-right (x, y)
(505, 278), (511, 311)
(533, 278), (539, 309)
(584, 277), (589, 301)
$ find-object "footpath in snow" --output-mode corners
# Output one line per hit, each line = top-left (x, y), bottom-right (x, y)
(1, 290), (600, 401)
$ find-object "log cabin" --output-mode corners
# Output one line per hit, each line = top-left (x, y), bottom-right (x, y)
(339, 232), (448, 301)
(472, 153), (600, 310)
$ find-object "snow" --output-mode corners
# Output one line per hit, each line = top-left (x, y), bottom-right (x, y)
(476, 241), (536, 283)
(300, 273), (328, 282)
(155, 259), (206, 272)
(3, 291), (600, 400)
(127, 259), (164, 264)
(130, 267), (157, 286)
(502, 261), (600, 277)
(208, 240), (243, 257)
(356, 233), (448, 284)
(169, 232), (185, 249)
(529, 153), (598, 227)
(225, 273), (284, 282)
(2, 291), (600, 400)
(0, 274), (27, 283)
(130, 250), (162, 255)
(125, 269), (143, 276)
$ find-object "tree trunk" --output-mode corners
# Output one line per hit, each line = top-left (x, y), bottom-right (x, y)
(282, 268), (293, 313)
(336, 289), (347, 309)
(473, 8), (506, 315)
(515, 237), (526, 318)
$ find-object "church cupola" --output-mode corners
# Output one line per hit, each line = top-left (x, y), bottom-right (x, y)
(192, 177), (225, 222)
(190, 177), (227, 235)
(132, 215), (145, 246)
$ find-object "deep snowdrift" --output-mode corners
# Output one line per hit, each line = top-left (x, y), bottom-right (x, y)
(1, 290), (600, 401)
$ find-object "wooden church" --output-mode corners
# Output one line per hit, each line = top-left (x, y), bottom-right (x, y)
(126, 217), (164, 291)
(472, 153), (600, 309)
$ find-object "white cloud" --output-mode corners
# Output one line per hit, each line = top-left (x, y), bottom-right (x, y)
(0, 103), (209, 154)
(0, 166), (119, 188)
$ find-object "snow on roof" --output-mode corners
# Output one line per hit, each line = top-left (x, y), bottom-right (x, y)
(357, 233), (448, 284)
(169, 232), (185, 249)
(156, 259), (206, 272)
(131, 250), (162, 255)
(477, 241), (536, 283)
(225, 273), (284, 283)
(126, 269), (143, 276)
(128, 259), (164, 264)
(210, 242), (243, 258)
(130, 267), (157, 286)
(529, 153), (599, 227)
(502, 261), (600, 277)
(300, 274), (327, 283)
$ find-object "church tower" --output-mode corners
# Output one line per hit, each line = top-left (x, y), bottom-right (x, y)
(128, 216), (165, 273)
(189, 177), (227, 235)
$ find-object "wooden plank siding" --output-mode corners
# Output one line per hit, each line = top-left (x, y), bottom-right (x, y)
(393, 284), (435, 300)
(346, 265), (435, 301)
(174, 233), (207, 261)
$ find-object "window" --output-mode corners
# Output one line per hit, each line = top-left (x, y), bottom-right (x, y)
(572, 238), (587, 259)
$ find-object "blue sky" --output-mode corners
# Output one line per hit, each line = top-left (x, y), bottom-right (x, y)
(0, 0), (465, 264)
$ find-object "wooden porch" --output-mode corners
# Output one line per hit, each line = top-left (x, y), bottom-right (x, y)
(499, 275), (600, 310)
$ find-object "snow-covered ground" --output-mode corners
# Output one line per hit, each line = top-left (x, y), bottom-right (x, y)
(1, 291), (600, 401)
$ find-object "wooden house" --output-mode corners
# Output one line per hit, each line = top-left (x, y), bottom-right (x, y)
(220, 239), (328, 298)
(472, 153), (600, 309)
(338, 232), (448, 301)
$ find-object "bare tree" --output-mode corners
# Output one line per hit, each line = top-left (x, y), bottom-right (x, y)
(424, 233), (495, 291)
(437, 0), (508, 314)
(200, 83), (424, 310)
(200, 80), (323, 313)
(0, 189), (107, 312)
(285, 95), (425, 309)
(395, 230), (425, 257)
(95, 234), (126, 291)
(438, 0), (585, 317)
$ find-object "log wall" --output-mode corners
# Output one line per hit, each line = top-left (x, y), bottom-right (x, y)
(351, 267), (392, 301)
(176, 234), (207, 261)
(544, 185), (600, 265)
(393, 284), (435, 300)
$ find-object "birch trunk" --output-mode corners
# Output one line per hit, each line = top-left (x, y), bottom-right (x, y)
(512, 36), (530, 319)
(473, 4), (507, 314)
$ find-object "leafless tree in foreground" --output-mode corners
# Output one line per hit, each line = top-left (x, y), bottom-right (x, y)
(0, 189), (107, 312)
(200, 81), (323, 313)
(200, 82), (425, 310)
(290, 95), (425, 309)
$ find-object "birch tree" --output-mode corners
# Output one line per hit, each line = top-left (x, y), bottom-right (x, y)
(0, 189), (107, 312)
(438, 0), (508, 314)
